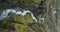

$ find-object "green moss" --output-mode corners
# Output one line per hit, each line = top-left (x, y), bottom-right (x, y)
(0, 0), (57, 32)
(1, 18), (9, 24)
(44, 17), (48, 24)
(10, 14), (34, 25)
(13, 23), (27, 32)
(12, 23), (36, 32)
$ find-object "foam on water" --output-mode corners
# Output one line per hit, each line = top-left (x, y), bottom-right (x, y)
(0, 9), (38, 22)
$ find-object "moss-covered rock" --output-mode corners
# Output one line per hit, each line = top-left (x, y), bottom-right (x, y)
(0, 0), (57, 32)
(9, 13), (34, 25)
(13, 23), (28, 32)
(13, 23), (36, 32)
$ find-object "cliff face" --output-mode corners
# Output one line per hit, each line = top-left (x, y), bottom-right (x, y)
(0, 0), (58, 32)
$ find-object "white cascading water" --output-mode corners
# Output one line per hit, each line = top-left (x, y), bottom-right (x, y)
(0, 9), (38, 22)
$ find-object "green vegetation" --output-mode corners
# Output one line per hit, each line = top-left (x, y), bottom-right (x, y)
(0, 0), (40, 10)
(0, 0), (57, 32)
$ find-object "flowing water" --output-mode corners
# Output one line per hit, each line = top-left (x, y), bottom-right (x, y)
(0, 9), (38, 22)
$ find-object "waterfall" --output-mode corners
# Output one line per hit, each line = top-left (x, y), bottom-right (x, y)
(0, 9), (38, 22)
